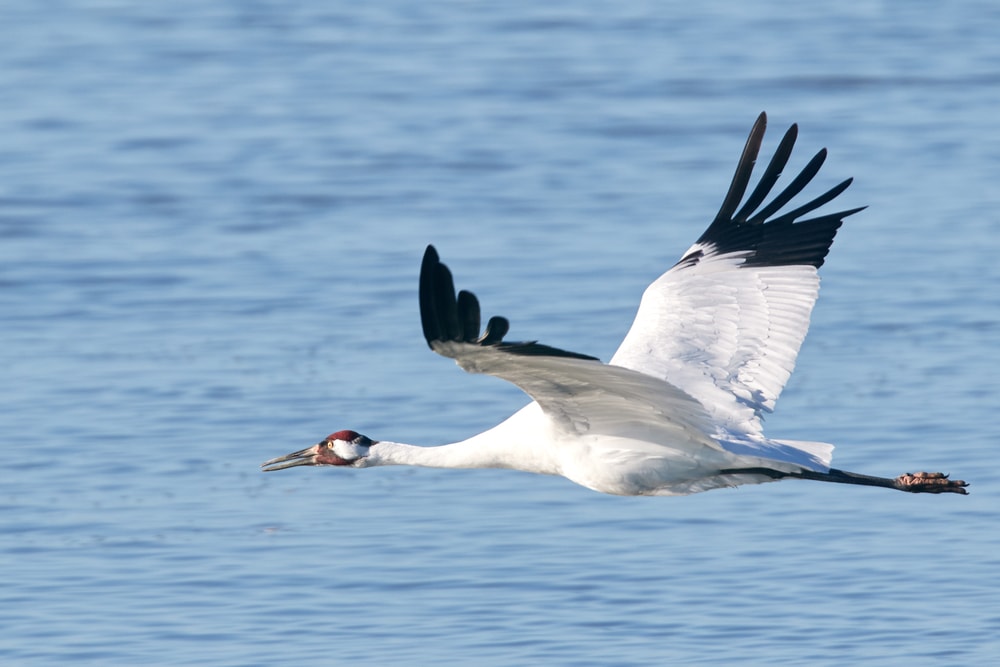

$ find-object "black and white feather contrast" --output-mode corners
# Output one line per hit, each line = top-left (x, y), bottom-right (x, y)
(680, 114), (865, 271)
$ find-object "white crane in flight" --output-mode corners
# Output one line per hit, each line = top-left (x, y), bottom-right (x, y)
(263, 113), (968, 496)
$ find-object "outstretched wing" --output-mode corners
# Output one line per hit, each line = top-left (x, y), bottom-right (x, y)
(419, 245), (716, 444)
(610, 112), (864, 436)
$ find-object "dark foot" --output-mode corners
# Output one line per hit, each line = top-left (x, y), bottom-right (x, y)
(894, 471), (969, 495)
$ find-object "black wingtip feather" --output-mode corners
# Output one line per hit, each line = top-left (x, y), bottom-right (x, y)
(692, 115), (862, 270)
(456, 290), (481, 342)
(418, 246), (599, 362)
(733, 122), (797, 223)
(713, 112), (768, 225)
(419, 245), (443, 346)
(478, 316), (509, 345)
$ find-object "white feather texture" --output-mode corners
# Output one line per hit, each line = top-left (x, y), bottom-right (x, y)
(610, 251), (832, 468)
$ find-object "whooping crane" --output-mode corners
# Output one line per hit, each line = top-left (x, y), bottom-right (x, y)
(263, 113), (968, 496)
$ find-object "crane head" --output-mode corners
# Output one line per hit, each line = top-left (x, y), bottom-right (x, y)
(261, 430), (373, 472)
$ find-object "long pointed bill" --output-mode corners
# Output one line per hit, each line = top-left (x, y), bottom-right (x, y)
(261, 444), (321, 472)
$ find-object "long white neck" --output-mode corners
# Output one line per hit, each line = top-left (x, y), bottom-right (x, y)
(365, 440), (512, 469)
(363, 407), (559, 476)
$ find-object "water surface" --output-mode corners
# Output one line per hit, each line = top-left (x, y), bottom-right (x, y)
(2, 2), (999, 665)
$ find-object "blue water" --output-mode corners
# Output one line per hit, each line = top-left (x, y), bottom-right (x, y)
(3, 1), (999, 664)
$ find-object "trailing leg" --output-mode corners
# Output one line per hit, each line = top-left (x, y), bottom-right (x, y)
(721, 467), (969, 494)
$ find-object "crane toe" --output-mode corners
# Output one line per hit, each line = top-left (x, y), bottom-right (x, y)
(894, 471), (969, 495)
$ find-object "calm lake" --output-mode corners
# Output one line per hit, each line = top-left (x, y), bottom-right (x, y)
(2, 2), (999, 665)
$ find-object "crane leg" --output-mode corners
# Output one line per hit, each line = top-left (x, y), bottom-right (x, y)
(721, 467), (969, 494)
